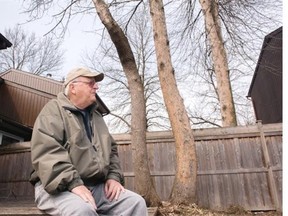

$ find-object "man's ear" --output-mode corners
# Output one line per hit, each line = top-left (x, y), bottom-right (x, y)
(70, 83), (77, 95)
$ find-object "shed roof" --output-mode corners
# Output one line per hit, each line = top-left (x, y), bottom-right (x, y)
(0, 33), (12, 50)
(0, 69), (63, 96)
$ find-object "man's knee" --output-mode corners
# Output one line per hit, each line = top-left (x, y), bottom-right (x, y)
(134, 193), (146, 206)
(63, 203), (97, 216)
(123, 191), (148, 214)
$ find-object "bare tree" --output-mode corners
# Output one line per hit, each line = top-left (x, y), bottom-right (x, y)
(198, 0), (237, 127)
(83, 2), (170, 133)
(21, 0), (161, 206)
(0, 26), (64, 75)
(92, 0), (161, 206)
(168, 0), (282, 128)
(149, 0), (197, 204)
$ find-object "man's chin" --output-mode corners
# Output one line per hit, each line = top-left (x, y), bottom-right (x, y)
(91, 97), (96, 103)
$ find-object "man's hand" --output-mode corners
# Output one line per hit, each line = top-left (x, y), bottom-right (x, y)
(71, 185), (97, 209)
(105, 179), (125, 202)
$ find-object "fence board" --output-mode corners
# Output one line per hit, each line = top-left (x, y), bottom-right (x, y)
(0, 123), (282, 211)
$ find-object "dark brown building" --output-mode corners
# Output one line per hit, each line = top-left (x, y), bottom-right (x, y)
(0, 33), (12, 50)
(247, 27), (282, 124)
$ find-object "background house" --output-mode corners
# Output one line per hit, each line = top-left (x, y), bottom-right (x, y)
(0, 69), (109, 146)
(247, 27), (282, 124)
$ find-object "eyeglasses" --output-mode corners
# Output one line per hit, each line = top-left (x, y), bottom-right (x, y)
(72, 80), (97, 88)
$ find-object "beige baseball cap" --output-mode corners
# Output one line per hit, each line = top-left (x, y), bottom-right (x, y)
(64, 67), (104, 86)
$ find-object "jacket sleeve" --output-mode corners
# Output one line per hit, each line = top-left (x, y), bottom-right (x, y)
(31, 101), (83, 194)
(107, 135), (125, 185)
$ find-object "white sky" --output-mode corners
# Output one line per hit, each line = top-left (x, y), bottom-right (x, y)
(0, 0), (101, 79)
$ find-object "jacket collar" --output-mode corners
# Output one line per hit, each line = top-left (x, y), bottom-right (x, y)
(57, 92), (98, 113)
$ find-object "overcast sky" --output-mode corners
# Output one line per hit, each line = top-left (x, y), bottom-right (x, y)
(0, 0), (102, 79)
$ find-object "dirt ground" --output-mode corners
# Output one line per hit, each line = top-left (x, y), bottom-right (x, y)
(156, 203), (282, 216)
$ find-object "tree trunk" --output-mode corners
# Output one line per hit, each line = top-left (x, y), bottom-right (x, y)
(199, 0), (237, 127)
(92, 0), (160, 207)
(149, 0), (197, 204)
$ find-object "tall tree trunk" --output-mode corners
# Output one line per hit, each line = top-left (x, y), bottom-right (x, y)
(92, 0), (160, 206)
(199, 0), (237, 127)
(149, 0), (197, 204)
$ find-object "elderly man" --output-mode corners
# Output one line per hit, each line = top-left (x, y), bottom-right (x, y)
(30, 68), (148, 216)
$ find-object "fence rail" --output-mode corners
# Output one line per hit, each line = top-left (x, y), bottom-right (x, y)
(0, 122), (282, 211)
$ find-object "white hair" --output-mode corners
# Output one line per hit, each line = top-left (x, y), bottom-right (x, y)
(64, 83), (70, 96)
(64, 77), (78, 96)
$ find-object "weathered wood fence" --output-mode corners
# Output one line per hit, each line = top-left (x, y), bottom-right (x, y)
(0, 122), (282, 211)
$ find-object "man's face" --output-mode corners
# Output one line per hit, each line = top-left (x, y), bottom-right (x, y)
(70, 76), (99, 108)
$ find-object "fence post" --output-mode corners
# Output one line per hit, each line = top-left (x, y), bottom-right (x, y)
(257, 121), (280, 211)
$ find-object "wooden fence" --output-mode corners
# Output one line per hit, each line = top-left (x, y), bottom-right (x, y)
(0, 122), (282, 211)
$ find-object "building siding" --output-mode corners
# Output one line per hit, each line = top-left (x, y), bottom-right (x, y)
(0, 70), (63, 128)
(248, 27), (282, 124)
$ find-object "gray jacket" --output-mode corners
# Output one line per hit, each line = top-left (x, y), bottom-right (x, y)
(30, 92), (124, 194)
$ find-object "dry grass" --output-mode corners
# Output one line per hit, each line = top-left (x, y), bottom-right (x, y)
(156, 202), (282, 216)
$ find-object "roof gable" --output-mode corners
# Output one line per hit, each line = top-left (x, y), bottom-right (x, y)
(0, 33), (12, 50)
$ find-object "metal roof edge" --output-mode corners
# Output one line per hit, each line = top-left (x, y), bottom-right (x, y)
(0, 68), (64, 86)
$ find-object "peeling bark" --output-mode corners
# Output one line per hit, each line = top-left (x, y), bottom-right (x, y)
(149, 0), (197, 204)
(93, 0), (160, 206)
(199, 0), (237, 127)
